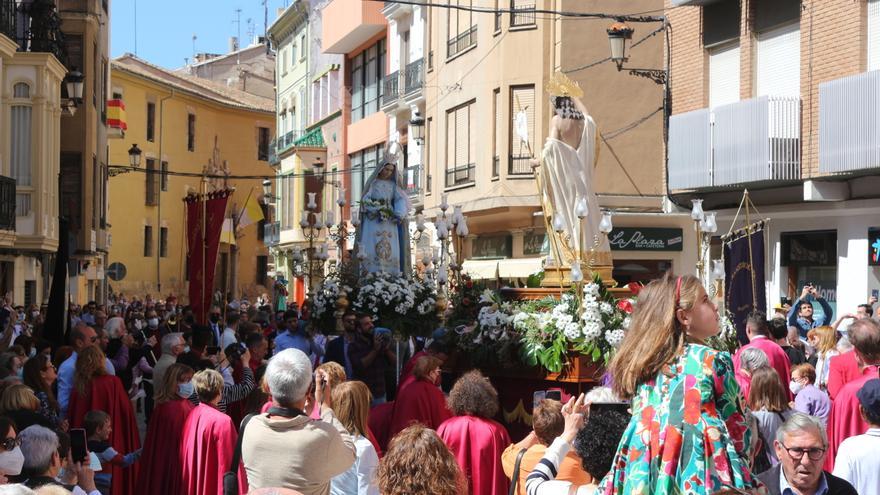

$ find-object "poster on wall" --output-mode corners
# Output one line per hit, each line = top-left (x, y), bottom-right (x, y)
(870, 227), (880, 266)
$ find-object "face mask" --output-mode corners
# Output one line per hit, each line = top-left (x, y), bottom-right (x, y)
(0, 446), (25, 476)
(183, 345), (191, 354)
(15, 368), (23, 379)
(27, 348), (36, 359)
(210, 314), (220, 324)
(147, 318), (159, 329)
(16, 313), (24, 322)
(789, 380), (805, 396)
(178, 381), (194, 398)
(31, 311), (39, 319)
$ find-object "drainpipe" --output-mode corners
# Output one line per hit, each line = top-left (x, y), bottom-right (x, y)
(157, 89), (175, 295)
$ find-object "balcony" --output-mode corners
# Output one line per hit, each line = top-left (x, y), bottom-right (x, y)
(819, 70), (880, 174)
(668, 96), (801, 190)
(447, 25), (477, 59)
(510, 3), (536, 28)
(0, 176), (15, 231)
(268, 138), (279, 165)
(1, 0), (14, 41)
(403, 58), (424, 99)
(405, 164), (423, 198)
(381, 70), (401, 110)
(6, 1), (65, 60)
(508, 155), (532, 176)
(276, 130), (305, 155)
(322, 0), (387, 54)
(445, 163), (475, 188)
(264, 221), (280, 247)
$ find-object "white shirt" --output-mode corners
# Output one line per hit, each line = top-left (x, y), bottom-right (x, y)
(221, 327), (238, 349)
(329, 434), (379, 495)
(832, 427), (880, 495)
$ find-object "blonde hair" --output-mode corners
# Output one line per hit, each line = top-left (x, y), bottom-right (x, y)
(807, 326), (837, 355)
(0, 384), (39, 414)
(73, 346), (108, 397)
(331, 381), (371, 437)
(413, 356), (442, 381)
(154, 363), (194, 404)
(315, 361), (346, 387)
(608, 273), (704, 399)
(191, 369), (224, 403)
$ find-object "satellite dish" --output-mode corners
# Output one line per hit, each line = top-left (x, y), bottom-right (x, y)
(107, 262), (127, 281)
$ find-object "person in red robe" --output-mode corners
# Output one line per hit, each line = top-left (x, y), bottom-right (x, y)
(67, 345), (140, 495)
(437, 370), (511, 495)
(827, 349), (861, 400)
(388, 356), (451, 441)
(397, 341), (448, 393)
(180, 368), (245, 495)
(138, 363), (195, 495)
(824, 318), (880, 471)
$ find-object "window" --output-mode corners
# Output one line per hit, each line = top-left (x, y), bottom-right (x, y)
(349, 40), (385, 122)
(445, 100), (476, 187)
(869, 0), (880, 71)
(494, 0), (502, 32)
(349, 145), (384, 202)
(756, 23), (800, 97)
(509, 85), (535, 175)
(93, 42), (98, 107)
(23, 281), (35, 307)
(258, 127), (270, 161)
(300, 35), (306, 59)
(447, 0), (476, 58)
(160, 161), (168, 191)
(92, 156), (100, 227)
(11, 84), (32, 188)
(510, 0), (537, 28)
(146, 102), (156, 141)
(256, 256), (268, 285)
(187, 113), (196, 151)
(143, 225), (153, 257)
(493, 88), (501, 178)
(145, 159), (159, 206)
(708, 43), (741, 108)
(282, 48), (288, 73)
(101, 59), (108, 122)
(703, 0), (740, 47)
(159, 227), (168, 257)
(426, 117), (432, 194)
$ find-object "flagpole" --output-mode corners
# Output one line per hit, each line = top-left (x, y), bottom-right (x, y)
(235, 186), (255, 226)
(201, 175), (208, 325)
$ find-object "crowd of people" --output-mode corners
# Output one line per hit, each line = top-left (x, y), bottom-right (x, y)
(0, 277), (874, 494)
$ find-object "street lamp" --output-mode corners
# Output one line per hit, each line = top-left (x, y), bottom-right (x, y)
(261, 178), (277, 203)
(607, 22), (634, 70)
(312, 157), (324, 175)
(128, 143), (142, 168)
(65, 69), (84, 104)
(409, 113), (425, 145)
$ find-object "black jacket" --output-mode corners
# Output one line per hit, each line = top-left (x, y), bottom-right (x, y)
(757, 464), (857, 495)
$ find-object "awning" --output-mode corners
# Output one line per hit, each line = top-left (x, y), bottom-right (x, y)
(461, 257), (544, 280)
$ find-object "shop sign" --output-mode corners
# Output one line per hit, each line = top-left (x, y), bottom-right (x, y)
(781, 230), (837, 267)
(870, 227), (880, 266)
(523, 232), (549, 256)
(472, 234), (512, 259)
(608, 227), (683, 251)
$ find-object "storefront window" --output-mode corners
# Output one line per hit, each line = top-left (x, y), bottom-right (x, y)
(781, 230), (838, 317)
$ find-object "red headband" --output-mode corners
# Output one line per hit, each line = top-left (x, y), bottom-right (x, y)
(674, 276), (683, 308)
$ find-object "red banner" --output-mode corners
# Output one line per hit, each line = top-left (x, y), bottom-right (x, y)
(184, 190), (232, 324)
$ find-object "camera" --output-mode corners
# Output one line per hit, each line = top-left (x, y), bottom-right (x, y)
(224, 342), (247, 362)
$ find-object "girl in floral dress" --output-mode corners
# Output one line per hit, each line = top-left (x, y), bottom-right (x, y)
(598, 274), (765, 494)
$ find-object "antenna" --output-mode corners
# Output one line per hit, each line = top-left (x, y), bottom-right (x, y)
(263, 0), (268, 41)
(247, 18), (255, 43)
(233, 8), (242, 46)
(192, 34), (197, 62)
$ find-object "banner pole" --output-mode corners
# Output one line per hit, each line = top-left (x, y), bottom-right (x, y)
(744, 189), (758, 309)
(201, 177), (208, 325)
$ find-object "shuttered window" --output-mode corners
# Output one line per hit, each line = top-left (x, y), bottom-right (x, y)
(493, 88), (502, 177)
(756, 23), (801, 98)
(510, 85), (535, 175)
(708, 43), (740, 108)
(145, 159), (159, 206)
(445, 100), (475, 186)
(870, 0), (880, 71)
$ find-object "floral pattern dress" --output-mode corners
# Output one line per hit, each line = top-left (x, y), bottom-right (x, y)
(597, 343), (765, 495)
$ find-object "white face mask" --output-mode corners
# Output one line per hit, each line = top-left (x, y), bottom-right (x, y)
(0, 446), (25, 476)
(789, 380), (805, 396)
(147, 318), (159, 329)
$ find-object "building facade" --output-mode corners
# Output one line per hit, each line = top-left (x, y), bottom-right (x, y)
(107, 54), (275, 301)
(182, 41), (276, 100)
(667, 0), (880, 316)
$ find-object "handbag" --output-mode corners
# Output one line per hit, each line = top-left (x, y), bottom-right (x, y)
(223, 413), (256, 495)
(508, 448), (529, 495)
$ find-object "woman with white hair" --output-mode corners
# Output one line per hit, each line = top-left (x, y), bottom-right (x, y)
(18, 425), (98, 493)
(735, 347), (770, 402)
(241, 349), (355, 494)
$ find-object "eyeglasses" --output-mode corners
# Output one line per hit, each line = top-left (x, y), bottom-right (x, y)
(1, 436), (21, 451)
(782, 444), (826, 461)
(89, 336), (99, 343)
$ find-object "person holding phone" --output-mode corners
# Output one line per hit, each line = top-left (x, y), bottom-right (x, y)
(788, 285), (834, 341)
(17, 424), (99, 494)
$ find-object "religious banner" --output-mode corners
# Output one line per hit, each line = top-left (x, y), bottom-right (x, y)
(185, 190), (232, 324)
(724, 220), (767, 345)
(869, 227), (880, 266)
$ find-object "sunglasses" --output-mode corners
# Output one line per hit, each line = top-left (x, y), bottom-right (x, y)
(1, 436), (20, 451)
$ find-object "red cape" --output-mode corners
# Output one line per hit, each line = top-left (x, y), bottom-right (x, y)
(398, 351), (427, 392)
(826, 350), (861, 400)
(137, 398), (194, 495)
(68, 375), (141, 495)
(824, 365), (879, 471)
(438, 415), (512, 495)
(369, 401), (395, 452)
(180, 403), (245, 495)
(388, 379), (452, 441)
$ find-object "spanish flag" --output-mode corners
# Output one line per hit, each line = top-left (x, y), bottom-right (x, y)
(237, 191), (264, 228)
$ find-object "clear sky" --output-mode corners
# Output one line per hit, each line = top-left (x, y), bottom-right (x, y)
(110, 0), (293, 69)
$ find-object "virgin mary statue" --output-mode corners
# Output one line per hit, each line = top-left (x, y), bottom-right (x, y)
(354, 143), (412, 275)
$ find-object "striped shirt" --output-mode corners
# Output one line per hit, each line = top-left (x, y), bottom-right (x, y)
(525, 437), (593, 495)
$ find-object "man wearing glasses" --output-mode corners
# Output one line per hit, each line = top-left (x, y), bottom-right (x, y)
(57, 324), (116, 419)
(757, 413), (856, 495)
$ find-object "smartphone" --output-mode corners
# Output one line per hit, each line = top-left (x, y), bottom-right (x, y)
(206, 346), (221, 356)
(532, 390), (546, 410)
(872, 289), (879, 299)
(545, 390), (562, 402)
(70, 428), (88, 463)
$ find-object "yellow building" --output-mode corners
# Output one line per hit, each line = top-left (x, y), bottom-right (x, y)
(107, 54), (275, 302)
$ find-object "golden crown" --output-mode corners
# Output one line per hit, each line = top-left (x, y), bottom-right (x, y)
(546, 72), (584, 99)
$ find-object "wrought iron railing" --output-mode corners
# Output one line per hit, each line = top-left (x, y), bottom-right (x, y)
(294, 127), (325, 147)
(268, 138), (279, 164)
(381, 70), (400, 107)
(445, 163), (475, 187)
(447, 25), (477, 59)
(13, 1), (66, 61)
(405, 164), (423, 197)
(508, 155), (533, 175)
(510, 2), (537, 27)
(0, 176), (14, 231)
(263, 221), (280, 247)
(276, 130), (305, 153)
(404, 58), (424, 95)
(0, 0), (14, 41)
